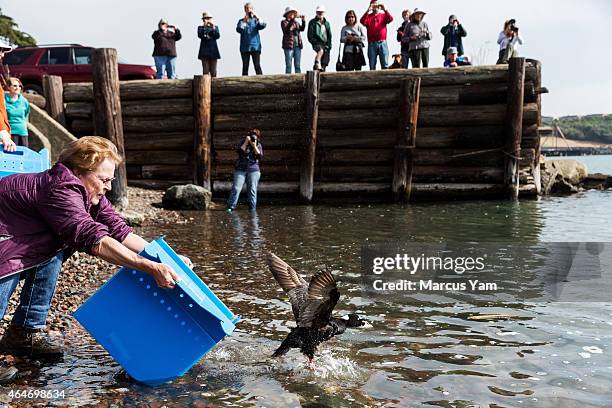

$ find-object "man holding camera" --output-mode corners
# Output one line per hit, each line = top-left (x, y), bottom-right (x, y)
(440, 14), (467, 61)
(198, 12), (221, 77)
(236, 2), (267, 76)
(497, 19), (524, 64)
(360, 0), (394, 70)
(152, 18), (182, 79)
(307, 6), (332, 71)
(227, 129), (263, 212)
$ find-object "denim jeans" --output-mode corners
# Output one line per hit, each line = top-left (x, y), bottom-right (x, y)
(283, 48), (302, 74)
(153, 56), (177, 79)
(227, 170), (261, 210)
(0, 252), (64, 330)
(401, 51), (411, 68)
(367, 41), (389, 70)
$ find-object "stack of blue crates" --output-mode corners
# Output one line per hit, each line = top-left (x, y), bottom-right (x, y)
(0, 146), (50, 178)
(74, 237), (241, 386)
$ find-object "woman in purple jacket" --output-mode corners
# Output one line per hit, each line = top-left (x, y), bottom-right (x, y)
(0, 136), (191, 384)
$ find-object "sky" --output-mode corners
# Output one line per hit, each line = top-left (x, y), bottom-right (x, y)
(3, 0), (612, 117)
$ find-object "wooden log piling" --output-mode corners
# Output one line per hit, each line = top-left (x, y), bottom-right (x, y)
(392, 78), (421, 202)
(92, 48), (128, 209)
(193, 75), (213, 190)
(299, 70), (320, 202)
(42, 75), (65, 125)
(504, 58), (526, 200)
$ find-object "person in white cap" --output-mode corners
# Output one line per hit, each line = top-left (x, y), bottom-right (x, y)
(307, 6), (332, 71)
(281, 6), (306, 73)
(401, 8), (431, 68)
(0, 40), (16, 153)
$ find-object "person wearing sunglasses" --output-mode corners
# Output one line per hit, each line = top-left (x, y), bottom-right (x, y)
(0, 136), (192, 384)
(4, 77), (29, 147)
(0, 40), (16, 153)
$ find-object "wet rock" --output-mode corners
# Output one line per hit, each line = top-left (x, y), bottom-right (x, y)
(541, 159), (587, 195)
(162, 184), (212, 210)
(546, 159), (588, 185)
(580, 173), (612, 190)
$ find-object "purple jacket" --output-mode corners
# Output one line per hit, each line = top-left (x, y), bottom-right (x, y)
(0, 163), (132, 279)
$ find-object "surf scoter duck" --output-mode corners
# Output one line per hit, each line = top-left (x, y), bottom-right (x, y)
(267, 253), (366, 362)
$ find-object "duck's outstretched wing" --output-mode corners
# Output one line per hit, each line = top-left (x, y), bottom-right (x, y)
(297, 270), (340, 329)
(267, 253), (309, 321)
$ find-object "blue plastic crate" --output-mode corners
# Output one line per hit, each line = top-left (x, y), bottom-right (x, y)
(74, 237), (240, 386)
(0, 146), (50, 178)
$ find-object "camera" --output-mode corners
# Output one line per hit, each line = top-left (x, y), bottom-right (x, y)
(249, 134), (258, 143)
(511, 26), (519, 33)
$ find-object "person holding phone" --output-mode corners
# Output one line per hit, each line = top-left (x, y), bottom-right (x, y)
(227, 129), (264, 212)
(440, 14), (467, 61)
(236, 2), (267, 76)
(401, 8), (431, 68)
(281, 6), (306, 74)
(307, 5), (332, 71)
(340, 10), (367, 71)
(360, 0), (394, 70)
(497, 19), (524, 64)
(152, 18), (182, 79)
(198, 12), (221, 77)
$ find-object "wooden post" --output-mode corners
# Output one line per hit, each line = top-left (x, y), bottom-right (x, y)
(530, 59), (543, 195)
(299, 70), (320, 202)
(193, 75), (212, 190)
(392, 78), (421, 202)
(92, 48), (128, 209)
(504, 57), (526, 200)
(42, 75), (65, 126)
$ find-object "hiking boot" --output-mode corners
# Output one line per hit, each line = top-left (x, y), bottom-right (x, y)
(0, 325), (63, 358)
(0, 365), (17, 384)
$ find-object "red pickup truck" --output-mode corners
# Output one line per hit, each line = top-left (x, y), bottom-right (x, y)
(5, 44), (156, 94)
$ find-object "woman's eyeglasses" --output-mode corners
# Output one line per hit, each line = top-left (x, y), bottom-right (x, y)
(97, 176), (116, 186)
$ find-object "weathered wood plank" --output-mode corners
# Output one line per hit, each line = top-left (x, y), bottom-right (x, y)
(92, 48), (128, 209)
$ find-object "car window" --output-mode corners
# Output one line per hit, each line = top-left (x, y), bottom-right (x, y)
(3, 49), (36, 65)
(73, 48), (92, 65)
(39, 47), (72, 65)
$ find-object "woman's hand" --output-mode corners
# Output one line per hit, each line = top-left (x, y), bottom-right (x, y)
(178, 254), (193, 269)
(0, 131), (16, 152)
(149, 262), (181, 289)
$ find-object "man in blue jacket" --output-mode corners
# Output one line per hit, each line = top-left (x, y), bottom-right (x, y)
(236, 2), (267, 76)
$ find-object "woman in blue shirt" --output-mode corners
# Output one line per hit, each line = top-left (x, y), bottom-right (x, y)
(236, 2), (267, 76)
(4, 78), (29, 147)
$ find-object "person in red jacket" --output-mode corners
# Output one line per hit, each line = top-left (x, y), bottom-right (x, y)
(0, 41), (16, 153)
(360, 0), (393, 70)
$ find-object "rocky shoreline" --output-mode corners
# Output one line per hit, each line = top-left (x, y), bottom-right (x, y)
(541, 158), (612, 195)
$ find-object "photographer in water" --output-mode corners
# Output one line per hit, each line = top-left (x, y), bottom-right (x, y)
(227, 129), (263, 212)
(496, 18), (524, 64)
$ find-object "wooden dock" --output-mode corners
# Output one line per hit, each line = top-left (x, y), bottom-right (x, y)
(48, 52), (545, 202)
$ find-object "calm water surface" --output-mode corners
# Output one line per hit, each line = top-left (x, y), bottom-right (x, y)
(7, 156), (612, 407)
